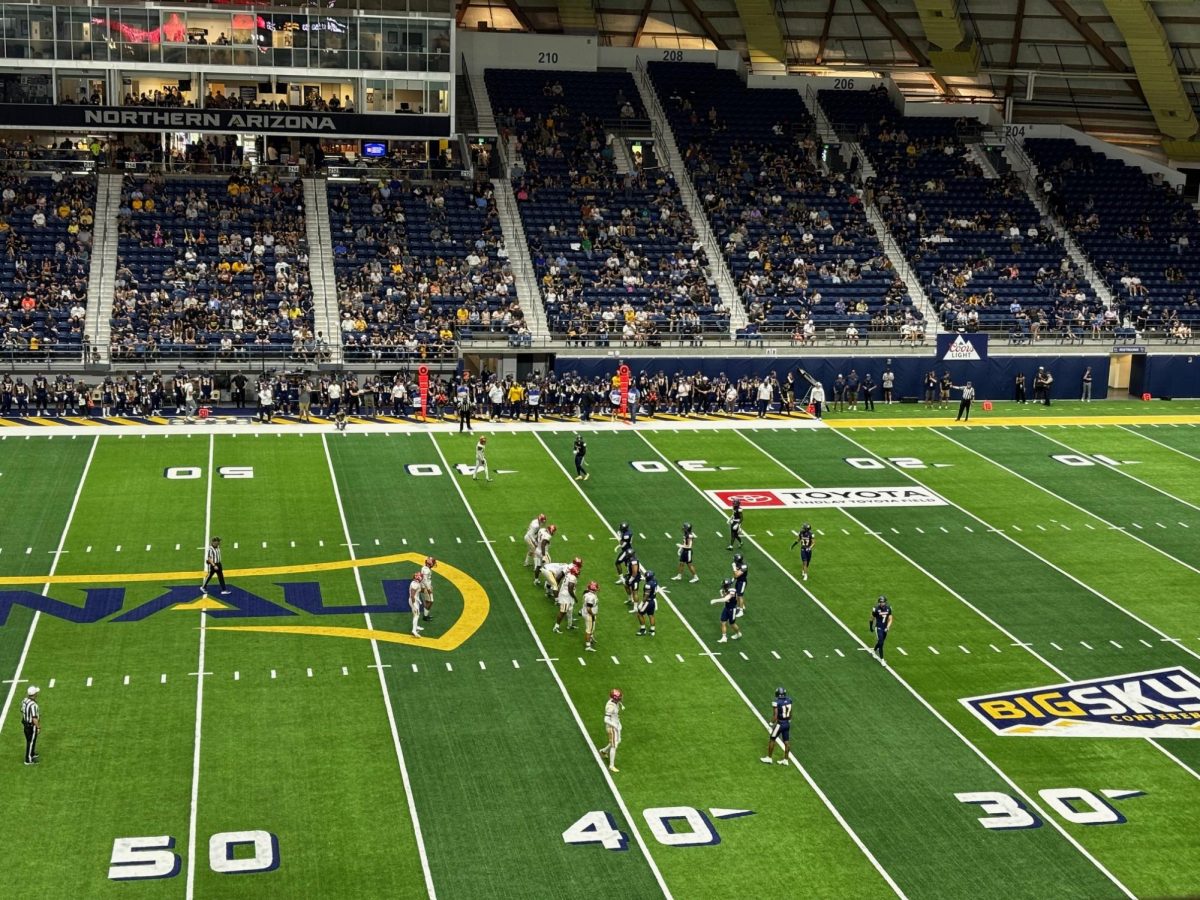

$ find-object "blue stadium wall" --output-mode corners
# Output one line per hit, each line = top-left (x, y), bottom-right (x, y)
(554, 355), (1112, 400)
(1138, 355), (1200, 399)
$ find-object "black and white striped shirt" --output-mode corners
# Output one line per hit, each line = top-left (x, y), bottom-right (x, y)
(20, 697), (38, 727)
(206, 545), (222, 567)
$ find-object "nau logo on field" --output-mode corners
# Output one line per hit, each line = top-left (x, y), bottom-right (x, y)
(961, 666), (1200, 739)
(0, 553), (488, 653)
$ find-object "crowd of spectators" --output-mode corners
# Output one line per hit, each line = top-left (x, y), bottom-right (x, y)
(328, 176), (517, 360)
(821, 85), (1097, 338)
(0, 171), (94, 358)
(650, 62), (917, 341)
(488, 69), (727, 341)
(109, 172), (314, 359)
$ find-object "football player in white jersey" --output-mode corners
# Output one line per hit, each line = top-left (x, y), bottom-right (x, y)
(409, 572), (425, 637)
(598, 689), (623, 772)
(552, 563), (580, 633)
(523, 513), (547, 567)
(418, 557), (436, 621)
(582, 581), (599, 651)
(533, 523), (557, 584)
(472, 436), (492, 482)
(544, 556), (582, 599)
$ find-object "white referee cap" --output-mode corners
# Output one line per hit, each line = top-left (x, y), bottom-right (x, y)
(26, 685), (39, 695)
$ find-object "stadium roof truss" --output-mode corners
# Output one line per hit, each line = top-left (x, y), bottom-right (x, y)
(456, 0), (1200, 151)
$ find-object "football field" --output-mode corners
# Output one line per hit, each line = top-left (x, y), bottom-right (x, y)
(2, 410), (1200, 898)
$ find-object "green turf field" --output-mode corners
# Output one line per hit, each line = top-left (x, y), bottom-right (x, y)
(1, 416), (1199, 899)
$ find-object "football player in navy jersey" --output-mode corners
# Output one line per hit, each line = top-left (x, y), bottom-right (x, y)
(870, 595), (893, 666)
(790, 524), (815, 581)
(731, 554), (749, 616)
(672, 523), (699, 582)
(623, 556), (643, 610)
(711, 578), (742, 643)
(573, 434), (589, 481)
(614, 522), (634, 584)
(635, 570), (658, 636)
(760, 687), (792, 765)
(727, 499), (744, 551)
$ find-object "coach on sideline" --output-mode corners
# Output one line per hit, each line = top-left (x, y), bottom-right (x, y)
(21, 685), (40, 765)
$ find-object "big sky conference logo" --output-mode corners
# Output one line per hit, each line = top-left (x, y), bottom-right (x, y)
(0, 553), (489, 652)
(962, 667), (1200, 739)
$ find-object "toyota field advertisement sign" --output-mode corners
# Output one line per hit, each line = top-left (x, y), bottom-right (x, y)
(707, 487), (947, 509)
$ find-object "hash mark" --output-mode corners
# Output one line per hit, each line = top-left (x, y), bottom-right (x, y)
(639, 533), (647, 540)
(1110, 640), (1123, 649)
(989, 644), (1002, 653)
(959, 645), (970, 654)
(1011, 526), (1022, 532)
(739, 651), (749, 661)
(318, 540), (325, 547)
(232, 542), (238, 550)
(411, 664), (419, 673)
(1059, 524), (1071, 531)
(803, 650), (813, 659)
(817, 529), (825, 536)
(175, 543), (181, 550)
(1036, 524), (1047, 531)
(49, 678), (56, 688)
(1051, 642), (1063, 650)
(446, 662), (453, 672)
(290, 541), (296, 548)
(429, 538), (435, 545)
(123, 675), (130, 685)
(160, 674), (166, 684)
(841, 528), (850, 535)
(478, 661), (486, 670)
(342, 666), (349, 676)
(306, 668), (313, 678)
(456, 537), (462, 544)
(1080, 641), (1093, 650)
(611, 655), (621, 665)
(890, 527), (899, 535)
(270, 670), (277, 679)
(1084, 523), (1095, 530)
(1140, 639), (1153, 648)
(24, 547), (31, 555)
(1131, 522), (1143, 530)
(916, 527), (925, 534)
(835, 649), (845, 658)
(402, 539), (408, 545)
(675, 654), (685, 662)
(939, 526), (949, 533)
(1180, 522), (1190, 528)
(375, 539), (381, 546)
(578, 657), (586, 666)
(512, 660), (520, 669)
(262, 541), (268, 549)
(145, 544), (152, 552)
(771, 650), (781, 659)
(927, 646), (939, 655)
(897, 647), (908, 656)
(644, 655), (653, 664)
(86, 677), (93, 687)
(589, 534), (596, 541)
(765, 530), (774, 537)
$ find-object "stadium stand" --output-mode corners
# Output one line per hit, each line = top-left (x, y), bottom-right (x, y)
(327, 176), (516, 361)
(820, 87), (1098, 342)
(649, 62), (916, 344)
(109, 173), (314, 360)
(0, 171), (95, 359)
(486, 68), (727, 344)
(1026, 137), (1198, 340)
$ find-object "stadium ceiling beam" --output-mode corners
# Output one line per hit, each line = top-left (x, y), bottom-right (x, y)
(499, 0), (537, 32)
(859, 0), (953, 95)
(1044, 0), (1144, 102)
(632, 0), (655, 44)
(676, 0), (729, 50)
(455, 0), (471, 25)
(815, 0), (838, 65)
(1004, 0), (1026, 99)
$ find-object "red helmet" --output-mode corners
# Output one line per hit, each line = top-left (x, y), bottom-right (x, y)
(538, 513), (547, 523)
(412, 571), (424, 583)
(424, 556), (436, 568)
(610, 689), (622, 702)
(548, 524), (558, 535)
(587, 581), (599, 592)
(569, 563), (580, 576)
(572, 556), (583, 569)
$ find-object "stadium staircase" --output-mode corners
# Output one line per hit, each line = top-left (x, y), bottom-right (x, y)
(967, 143), (1000, 179)
(465, 59), (498, 136)
(610, 135), (635, 175)
(999, 136), (1117, 310)
(86, 171), (123, 364)
(633, 63), (747, 335)
(491, 175), (550, 341)
(302, 178), (343, 364)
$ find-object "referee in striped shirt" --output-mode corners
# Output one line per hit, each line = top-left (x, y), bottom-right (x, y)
(21, 685), (40, 765)
(201, 537), (231, 596)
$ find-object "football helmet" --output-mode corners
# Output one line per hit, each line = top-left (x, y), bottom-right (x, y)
(877, 594), (887, 604)
(732, 499), (742, 509)
(644, 570), (655, 582)
(733, 554), (745, 567)
(569, 563), (581, 576)
(479, 436), (488, 444)
(610, 689), (623, 702)
(548, 524), (558, 535)
(586, 581), (599, 593)
(572, 556), (583, 569)
(619, 522), (630, 533)
(682, 522), (692, 533)
(412, 571), (424, 583)
(775, 686), (788, 699)
(801, 522), (811, 533)
(722, 578), (734, 591)
(538, 513), (547, 523)
(424, 556), (436, 568)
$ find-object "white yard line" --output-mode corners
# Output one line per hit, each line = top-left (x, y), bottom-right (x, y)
(640, 431), (1137, 898)
(1115, 423), (1200, 465)
(0, 435), (98, 734)
(1022, 426), (1200, 513)
(429, 434), (673, 899)
(322, 434), (437, 899)
(816, 429), (1200, 784)
(185, 434), (215, 900)
(933, 430), (1200, 577)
